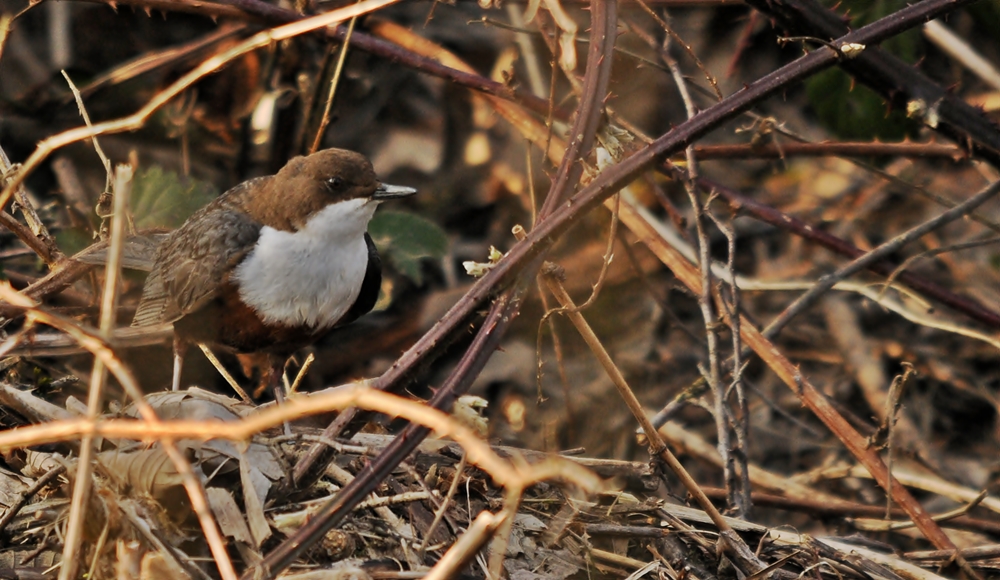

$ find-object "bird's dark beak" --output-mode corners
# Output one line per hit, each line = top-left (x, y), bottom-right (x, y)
(372, 183), (417, 201)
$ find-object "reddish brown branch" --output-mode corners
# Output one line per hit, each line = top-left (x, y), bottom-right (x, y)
(537, 0), (620, 220)
(0, 211), (59, 265)
(679, 172), (1000, 329)
(207, 0), (559, 119)
(693, 140), (967, 160)
(74, 0), (247, 18)
(250, 286), (525, 579)
(702, 487), (1000, 533)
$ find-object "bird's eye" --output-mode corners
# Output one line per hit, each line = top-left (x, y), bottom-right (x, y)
(326, 176), (344, 190)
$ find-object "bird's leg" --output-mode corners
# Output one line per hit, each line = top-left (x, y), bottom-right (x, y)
(172, 335), (189, 392)
(268, 355), (287, 404)
(267, 354), (293, 436)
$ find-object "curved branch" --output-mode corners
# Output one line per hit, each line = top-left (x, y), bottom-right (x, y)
(537, 0), (619, 220)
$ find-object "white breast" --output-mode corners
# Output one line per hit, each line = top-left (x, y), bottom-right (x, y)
(232, 197), (378, 329)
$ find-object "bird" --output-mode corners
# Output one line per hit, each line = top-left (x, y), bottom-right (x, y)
(131, 148), (416, 396)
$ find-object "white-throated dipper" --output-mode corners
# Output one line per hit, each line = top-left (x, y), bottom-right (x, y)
(132, 148), (416, 394)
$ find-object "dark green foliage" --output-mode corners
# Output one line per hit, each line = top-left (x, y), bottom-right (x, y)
(131, 166), (218, 230)
(806, 0), (923, 140)
(369, 210), (448, 285)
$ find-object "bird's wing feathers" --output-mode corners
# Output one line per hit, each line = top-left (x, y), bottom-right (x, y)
(132, 199), (262, 327)
(335, 232), (382, 328)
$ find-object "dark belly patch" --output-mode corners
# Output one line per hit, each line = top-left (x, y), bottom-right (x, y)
(173, 282), (329, 355)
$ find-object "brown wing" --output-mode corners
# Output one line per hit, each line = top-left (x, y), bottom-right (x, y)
(132, 181), (264, 327)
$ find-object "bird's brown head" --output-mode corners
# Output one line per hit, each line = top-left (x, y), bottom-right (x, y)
(243, 148), (414, 231)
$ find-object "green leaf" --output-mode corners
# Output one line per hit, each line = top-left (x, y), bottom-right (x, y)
(55, 227), (93, 257)
(131, 166), (217, 230)
(823, 0), (921, 62)
(806, 69), (918, 142)
(369, 210), (448, 285)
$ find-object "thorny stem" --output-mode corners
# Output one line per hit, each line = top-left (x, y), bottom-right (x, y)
(291, 0), (618, 485)
(742, 111), (1000, 234)
(691, 141), (967, 160)
(743, 0), (1000, 166)
(615, 194), (968, 564)
(694, 174), (1000, 328)
(665, 33), (745, 517)
(709, 214), (751, 516)
(630, 0), (723, 101)
(535, 0), (617, 220)
(761, 178), (1000, 340)
(248, 285), (527, 579)
(522, 225), (764, 572)
(291, 0), (984, 491)
(213, 0), (559, 118)
(614, 104), (1000, 335)
(269, 0), (619, 575)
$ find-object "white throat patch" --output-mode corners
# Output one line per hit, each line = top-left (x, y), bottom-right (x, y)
(233, 197), (378, 329)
